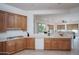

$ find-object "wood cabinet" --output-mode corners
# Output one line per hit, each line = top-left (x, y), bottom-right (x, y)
(44, 38), (51, 49)
(0, 42), (3, 53)
(17, 15), (27, 30)
(0, 11), (7, 32)
(16, 39), (24, 52)
(0, 40), (16, 54)
(26, 38), (35, 49)
(44, 38), (71, 50)
(0, 10), (27, 31)
(67, 24), (78, 30)
(7, 13), (16, 28)
(0, 38), (35, 54)
(57, 25), (65, 30)
(23, 38), (27, 49)
(61, 39), (71, 50)
(48, 25), (54, 30)
(51, 39), (58, 49)
(7, 13), (27, 30)
(5, 40), (16, 54)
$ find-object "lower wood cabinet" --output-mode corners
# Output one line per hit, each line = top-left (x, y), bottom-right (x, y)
(26, 38), (35, 49)
(23, 38), (27, 49)
(44, 38), (71, 50)
(0, 40), (16, 54)
(0, 38), (35, 54)
(51, 39), (58, 49)
(0, 42), (3, 53)
(5, 40), (16, 54)
(44, 38), (51, 50)
(16, 39), (24, 52)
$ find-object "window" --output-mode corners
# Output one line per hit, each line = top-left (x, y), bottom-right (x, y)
(38, 23), (46, 32)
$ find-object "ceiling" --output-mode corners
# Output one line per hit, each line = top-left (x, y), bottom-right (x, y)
(6, 3), (79, 10)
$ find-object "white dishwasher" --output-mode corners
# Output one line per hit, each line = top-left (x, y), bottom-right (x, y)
(35, 38), (44, 49)
(35, 33), (44, 49)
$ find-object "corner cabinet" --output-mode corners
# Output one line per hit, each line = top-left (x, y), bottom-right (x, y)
(4, 40), (16, 54)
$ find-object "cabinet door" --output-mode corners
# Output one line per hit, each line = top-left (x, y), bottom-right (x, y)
(21, 16), (27, 30)
(29, 38), (35, 49)
(16, 39), (24, 52)
(6, 40), (16, 54)
(44, 38), (51, 50)
(0, 42), (3, 52)
(26, 39), (30, 49)
(61, 39), (71, 50)
(26, 38), (35, 49)
(51, 39), (58, 49)
(17, 15), (27, 30)
(23, 38), (27, 49)
(0, 11), (6, 31)
(7, 13), (16, 28)
(56, 39), (63, 50)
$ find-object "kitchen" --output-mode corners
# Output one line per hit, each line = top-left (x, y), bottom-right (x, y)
(0, 3), (79, 55)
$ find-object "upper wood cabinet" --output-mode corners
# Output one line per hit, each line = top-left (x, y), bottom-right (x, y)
(0, 11), (7, 32)
(7, 13), (16, 28)
(17, 15), (27, 30)
(0, 10), (27, 31)
(48, 25), (54, 30)
(7, 13), (27, 30)
(57, 25), (65, 30)
(67, 24), (78, 30)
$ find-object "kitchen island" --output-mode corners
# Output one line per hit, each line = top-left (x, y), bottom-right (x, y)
(44, 36), (72, 51)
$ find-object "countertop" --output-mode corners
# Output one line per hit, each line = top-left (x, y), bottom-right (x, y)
(0, 36), (35, 42)
(44, 35), (72, 39)
(0, 34), (72, 42)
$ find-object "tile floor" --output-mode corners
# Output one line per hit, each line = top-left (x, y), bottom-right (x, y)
(14, 49), (79, 55)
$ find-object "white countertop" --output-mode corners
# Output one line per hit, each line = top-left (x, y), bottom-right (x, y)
(44, 35), (72, 38)
(0, 32), (73, 42)
(0, 36), (35, 42)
